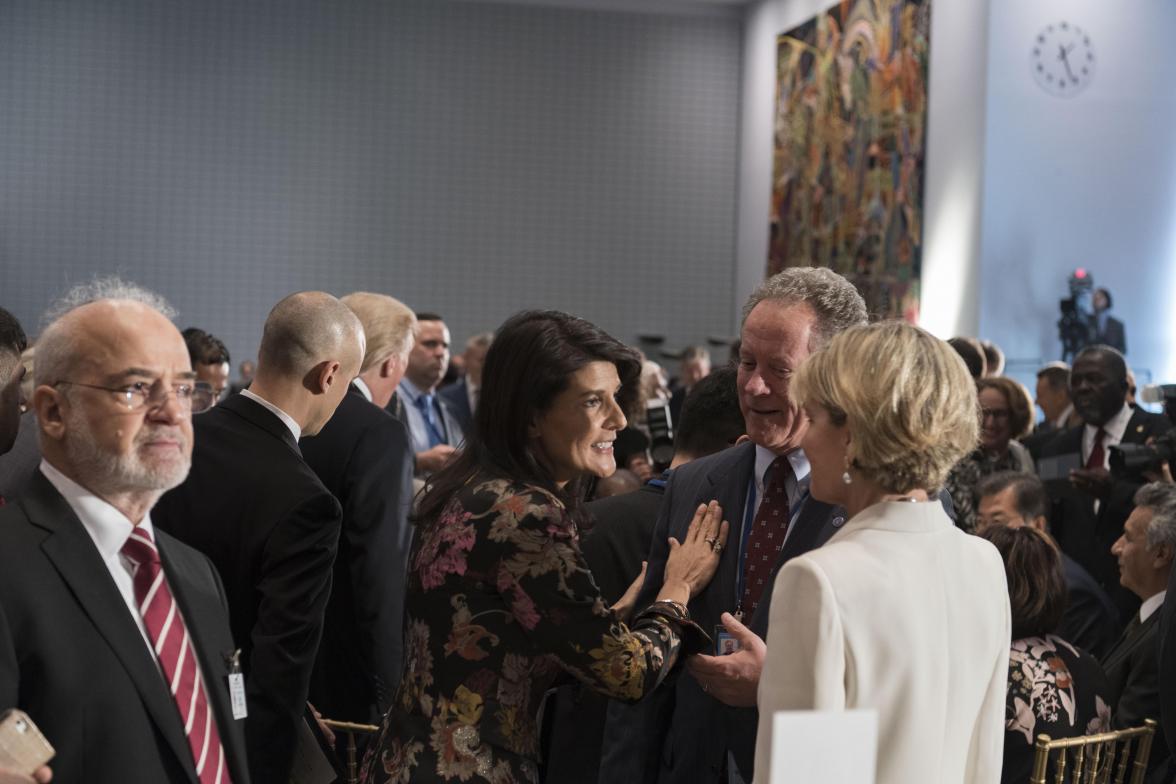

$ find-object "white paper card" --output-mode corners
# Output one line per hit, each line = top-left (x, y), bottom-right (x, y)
(228, 673), (247, 720)
(769, 709), (878, 784)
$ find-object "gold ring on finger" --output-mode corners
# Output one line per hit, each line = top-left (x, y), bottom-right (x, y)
(705, 536), (717, 546)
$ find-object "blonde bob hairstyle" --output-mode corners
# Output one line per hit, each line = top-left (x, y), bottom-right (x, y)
(792, 321), (980, 494)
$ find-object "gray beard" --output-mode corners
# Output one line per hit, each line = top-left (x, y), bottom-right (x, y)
(64, 412), (190, 497)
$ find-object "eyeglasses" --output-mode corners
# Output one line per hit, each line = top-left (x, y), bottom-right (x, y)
(981, 408), (1011, 421)
(56, 379), (211, 414)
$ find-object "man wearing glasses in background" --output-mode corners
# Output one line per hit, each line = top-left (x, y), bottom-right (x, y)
(0, 280), (250, 782)
(182, 327), (232, 412)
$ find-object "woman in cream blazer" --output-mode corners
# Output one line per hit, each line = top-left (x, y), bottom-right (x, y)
(754, 322), (1011, 784)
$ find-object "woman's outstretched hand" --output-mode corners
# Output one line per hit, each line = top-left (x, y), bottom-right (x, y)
(660, 501), (728, 605)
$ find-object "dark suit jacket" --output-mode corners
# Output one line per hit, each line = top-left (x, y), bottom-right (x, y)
(1093, 316), (1127, 355)
(1160, 569), (1176, 774)
(0, 409), (39, 499)
(1060, 553), (1121, 659)
(599, 443), (844, 784)
(1103, 605), (1168, 774)
(300, 385), (415, 725)
(0, 471), (251, 783)
(438, 378), (474, 437)
(541, 481), (667, 784)
(154, 394), (342, 783)
(1040, 410), (1171, 620)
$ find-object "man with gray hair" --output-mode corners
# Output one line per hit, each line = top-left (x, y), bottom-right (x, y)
(0, 289), (249, 782)
(1102, 482), (1175, 777)
(601, 267), (868, 784)
(155, 291), (364, 783)
(440, 330), (492, 436)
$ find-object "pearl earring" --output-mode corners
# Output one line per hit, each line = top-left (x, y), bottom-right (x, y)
(842, 470), (852, 485)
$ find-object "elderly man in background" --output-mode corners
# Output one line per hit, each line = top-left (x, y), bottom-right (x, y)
(0, 282), (249, 782)
(600, 267), (867, 784)
(439, 330), (491, 436)
(155, 291), (363, 783)
(302, 292), (417, 729)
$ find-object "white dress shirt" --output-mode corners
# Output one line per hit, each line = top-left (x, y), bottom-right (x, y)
(1140, 590), (1167, 623)
(1082, 403), (1132, 469)
(39, 460), (161, 664)
(351, 377), (374, 403)
(241, 388), (301, 441)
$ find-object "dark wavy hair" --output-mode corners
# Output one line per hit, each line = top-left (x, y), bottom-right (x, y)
(977, 525), (1068, 640)
(416, 310), (641, 527)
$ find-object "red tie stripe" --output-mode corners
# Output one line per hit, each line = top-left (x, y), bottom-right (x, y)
(741, 457), (792, 616)
(122, 529), (230, 784)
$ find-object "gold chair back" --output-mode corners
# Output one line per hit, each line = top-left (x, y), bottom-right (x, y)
(321, 718), (381, 784)
(1029, 718), (1157, 784)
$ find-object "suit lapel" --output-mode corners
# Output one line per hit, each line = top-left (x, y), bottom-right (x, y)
(1103, 612), (1158, 672)
(25, 473), (197, 783)
(696, 444), (755, 626)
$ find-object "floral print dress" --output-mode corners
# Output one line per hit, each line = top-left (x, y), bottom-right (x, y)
(360, 477), (697, 784)
(1000, 635), (1112, 784)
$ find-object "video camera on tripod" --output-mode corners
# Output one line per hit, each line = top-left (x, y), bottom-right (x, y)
(1057, 269), (1094, 362)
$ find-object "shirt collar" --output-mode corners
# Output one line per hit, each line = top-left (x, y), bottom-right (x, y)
(754, 444), (810, 494)
(1087, 402), (1132, 443)
(240, 388), (302, 441)
(39, 459), (155, 559)
(1140, 590), (1166, 623)
(398, 377), (429, 404)
(351, 377), (373, 403)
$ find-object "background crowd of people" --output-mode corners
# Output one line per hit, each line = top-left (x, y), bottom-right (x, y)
(0, 268), (1174, 784)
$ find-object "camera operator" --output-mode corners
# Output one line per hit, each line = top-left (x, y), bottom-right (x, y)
(1040, 345), (1170, 624)
(1091, 287), (1127, 355)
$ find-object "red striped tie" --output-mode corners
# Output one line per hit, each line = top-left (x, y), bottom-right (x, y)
(122, 528), (230, 784)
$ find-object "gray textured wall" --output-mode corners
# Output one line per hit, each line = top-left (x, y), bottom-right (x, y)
(0, 0), (741, 366)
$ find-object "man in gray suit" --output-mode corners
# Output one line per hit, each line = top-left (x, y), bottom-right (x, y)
(599, 268), (867, 784)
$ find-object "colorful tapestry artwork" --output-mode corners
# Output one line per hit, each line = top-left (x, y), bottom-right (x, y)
(767, 0), (930, 321)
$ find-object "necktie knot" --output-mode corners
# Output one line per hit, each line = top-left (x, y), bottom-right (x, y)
(417, 393), (434, 411)
(121, 528), (160, 567)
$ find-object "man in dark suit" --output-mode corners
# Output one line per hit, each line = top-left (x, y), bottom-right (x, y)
(977, 471), (1120, 658)
(599, 268), (867, 784)
(301, 292), (417, 727)
(0, 308), (26, 468)
(391, 312), (464, 476)
(155, 291), (364, 783)
(439, 331), (491, 437)
(0, 290), (250, 783)
(1040, 346), (1170, 620)
(1159, 544), (1176, 780)
(1103, 483), (1174, 779)
(1090, 287), (1127, 355)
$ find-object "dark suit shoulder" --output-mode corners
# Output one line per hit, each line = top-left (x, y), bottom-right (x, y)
(1040, 425), (1084, 458)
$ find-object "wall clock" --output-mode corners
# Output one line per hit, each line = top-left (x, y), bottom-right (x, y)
(1031, 21), (1095, 97)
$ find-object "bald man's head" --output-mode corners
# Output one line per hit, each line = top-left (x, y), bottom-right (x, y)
(257, 292), (365, 381)
(253, 292), (365, 436)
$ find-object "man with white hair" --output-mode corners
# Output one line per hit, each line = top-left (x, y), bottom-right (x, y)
(301, 292), (417, 728)
(155, 291), (364, 783)
(1103, 482), (1176, 777)
(0, 284), (250, 782)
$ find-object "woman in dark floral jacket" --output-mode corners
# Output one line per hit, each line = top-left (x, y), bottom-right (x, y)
(361, 311), (729, 784)
(978, 525), (1112, 784)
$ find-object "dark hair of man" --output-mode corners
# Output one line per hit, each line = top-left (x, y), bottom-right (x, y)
(981, 340), (1004, 376)
(977, 524), (1067, 640)
(415, 312), (444, 323)
(1096, 288), (1113, 309)
(0, 308), (28, 356)
(674, 366), (744, 459)
(181, 327), (230, 366)
(977, 471), (1049, 524)
(947, 337), (986, 380)
(1074, 345), (1127, 383)
(1036, 363), (1070, 390)
(416, 310), (641, 529)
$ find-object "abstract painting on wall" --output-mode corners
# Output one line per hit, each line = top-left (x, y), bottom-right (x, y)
(767, 0), (930, 321)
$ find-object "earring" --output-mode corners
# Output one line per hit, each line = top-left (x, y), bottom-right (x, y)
(842, 456), (852, 485)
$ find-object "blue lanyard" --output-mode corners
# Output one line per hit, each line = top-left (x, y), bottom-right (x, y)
(734, 474), (810, 610)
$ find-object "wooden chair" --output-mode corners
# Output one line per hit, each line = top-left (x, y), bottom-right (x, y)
(320, 718), (381, 784)
(1029, 718), (1157, 784)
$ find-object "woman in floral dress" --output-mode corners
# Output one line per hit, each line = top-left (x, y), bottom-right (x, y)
(361, 310), (729, 784)
(978, 525), (1112, 784)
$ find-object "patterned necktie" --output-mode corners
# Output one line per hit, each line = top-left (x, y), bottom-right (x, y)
(122, 528), (230, 784)
(415, 393), (445, 448)
(1086, 427), (1107, 470)
(741, 457), (792, 616)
